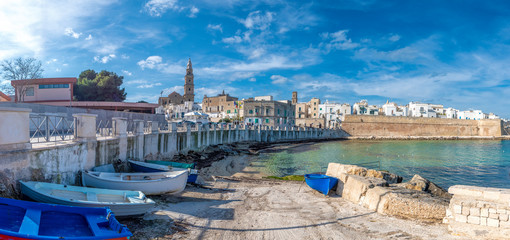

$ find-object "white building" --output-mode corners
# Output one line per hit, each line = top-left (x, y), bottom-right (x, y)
(408, 102), (438, 118)
(353, 100), (368, 115)
(444, 108), (458, 119)
(319, 101), (350, 128)
(164, 101), (202, 120)
(458, 110), (484, 120)
(382, 101), (408, 117)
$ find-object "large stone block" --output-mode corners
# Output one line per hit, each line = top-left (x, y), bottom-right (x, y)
(342, 174), (387, 204)
(0, 107), (31, 151)
(362, 186), (391, 211)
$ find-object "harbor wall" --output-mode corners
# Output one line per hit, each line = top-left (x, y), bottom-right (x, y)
(342, 115), (503, 137)
(444, 185), (510, 238)
(0, 108), (346, 197)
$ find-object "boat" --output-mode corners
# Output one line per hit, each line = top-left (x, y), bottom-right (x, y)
(128, 160), (173, 172)
(146, 160), (195, 169)
(82, 170), (188, 195)
(129, 160), (199, 183)
(20, 181), (155, 217)
(304, 174), (339, 195)
(0, 196), (131, 240)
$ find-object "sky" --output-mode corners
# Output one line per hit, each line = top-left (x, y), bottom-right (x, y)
(1, 0), (510, 117)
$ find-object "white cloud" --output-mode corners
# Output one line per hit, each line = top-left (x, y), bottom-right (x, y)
(249, 78), (256, 82)
(320, 30), (359, 52)
(144, 0), (179, 17)
(389, 34), (401, 42)
(270, 75), (288, 84)
(64, 27), (82, 39)
(188, 6), (199, 18)
(241, 11), (274, 30)
(122, 70), (132, 76)
(94, 54), (116, 63)
(137, 56), (163, 69)
(85, 34), (93, 40)
(222, 36), (243, 44)
(137, 56), (185, 74)
(162, 86), (184, 95)
(126, 80), (148, 85)
(207, 24), (222, 32)
(0, 0), (117, 60)
(137, 83), (162, 89)
(121, 54), (130, 59)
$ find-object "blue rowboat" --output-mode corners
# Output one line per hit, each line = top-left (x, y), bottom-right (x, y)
(0, 197), (131, 240)
(129, 160), (199, 183)
(20, 181), (155, 217)
(146, 160), (195, 169)
(304, 174), (338, 195)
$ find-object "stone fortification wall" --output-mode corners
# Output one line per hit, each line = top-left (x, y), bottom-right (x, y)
(342, 115), (502, 137)
(445, 185), (510, 239)
(0, 108), (346, 198)
(326, 163), (450, 223)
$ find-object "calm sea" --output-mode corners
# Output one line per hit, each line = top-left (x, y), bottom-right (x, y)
(252, 140), (510, 189)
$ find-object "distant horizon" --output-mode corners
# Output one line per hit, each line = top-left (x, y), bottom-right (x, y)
(1, 1), (510, 118)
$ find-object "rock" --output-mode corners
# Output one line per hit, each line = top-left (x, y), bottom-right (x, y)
(362, 186), (392, 211)
(366, 169), (402, 184)
(342, 175), (388, 203)
(378, 188), (449, 223)
(402, 174), (451, 199)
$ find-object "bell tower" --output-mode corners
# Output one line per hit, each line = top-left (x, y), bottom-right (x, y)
(183, 58), (195, 102)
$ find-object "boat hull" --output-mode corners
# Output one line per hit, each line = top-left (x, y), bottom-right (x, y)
(82, 170), (188, 195)
(20, 181), (155, 217)
(0, 197), (131, 240)
(130, 160), (199, 183)
(304, 174), (338, 195)
(146, 160), (195, 169)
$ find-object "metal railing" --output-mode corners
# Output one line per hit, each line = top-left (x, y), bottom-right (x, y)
(96, 119), (112, 137)
(29, 113), (74, 143)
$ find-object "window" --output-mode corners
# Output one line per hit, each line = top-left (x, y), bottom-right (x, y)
(277, 109), (280, 115)
(265, 119), (269, 123)
(320, 108), (322, 111)
(299, 107), (301, 111)
(249, 110), (253, 114)
(255, 119), (259, 123)
(249, 118), (252, 122)
(314, 113), (316, 116)
(314, 108), (316, 111)
(277, 119), (280, 123)
(39, 84), (69, 89)
(26, 87), (34, 96)
(266, 109), (269, 115)
(227, 110), (230, 114)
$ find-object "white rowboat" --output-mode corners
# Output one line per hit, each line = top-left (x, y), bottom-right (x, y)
(82, 170), (188, 195)
(20, 181), (155, 217)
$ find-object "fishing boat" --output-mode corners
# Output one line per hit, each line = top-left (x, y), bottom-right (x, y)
(146, 160), (195, 169)
(304, 174), (338, 195)
(0, 196), (131, 240)
(129, 160), (199, 183)
(20, 181), (155, 217)
(82, 170), (188, 195)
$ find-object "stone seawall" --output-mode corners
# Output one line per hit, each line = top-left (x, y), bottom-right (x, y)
(342, 115), (503, 137)
(0, 107), (347, 198)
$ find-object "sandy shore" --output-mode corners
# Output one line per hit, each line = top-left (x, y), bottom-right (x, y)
(121, 153), (470, 240)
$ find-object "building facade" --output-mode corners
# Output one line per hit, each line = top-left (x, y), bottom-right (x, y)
(202, 91), (240, 122)
(318, 101), (351, 128)
(158, 58), (195, 106)
(243, 98), (295, 127)
(10, 78), (76, 103)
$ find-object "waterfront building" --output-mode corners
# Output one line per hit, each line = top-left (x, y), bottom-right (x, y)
(444, 108), (458, 119)
(158, 58), (195, 106)
(243, 96), (295, 127)
(295, 96), (325, 128)
(487, 113), (500, 119)
(382, 101), (408, 117)
(458, 110), (485, 120)
(353, 100), (379, 115)
(408, 102), (439, 118)
(202, 90), (240, 122)
(159, 59), (203, 119)
(319, 101), (351, 128)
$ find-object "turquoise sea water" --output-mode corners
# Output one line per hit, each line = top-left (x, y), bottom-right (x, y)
(252, 140), (510, 189)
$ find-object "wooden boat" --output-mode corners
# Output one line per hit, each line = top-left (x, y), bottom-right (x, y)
(146, 160), (195, 169)
(128, 160), (173, 172)
(0, 196), (131, 240)
(82, 170), (188, 195)
(129, 160), (199, 183)
(20, 181), (155, 217)
(304, 174), (338, 195)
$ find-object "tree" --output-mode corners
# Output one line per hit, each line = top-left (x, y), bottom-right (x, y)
(1, 57), (44, 102)
(74, 70), (127, 102)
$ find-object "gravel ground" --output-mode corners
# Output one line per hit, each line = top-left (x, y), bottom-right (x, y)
(120, 155), (468, 240)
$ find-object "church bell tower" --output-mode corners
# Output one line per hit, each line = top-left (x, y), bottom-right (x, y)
(183, 58), (195, 102)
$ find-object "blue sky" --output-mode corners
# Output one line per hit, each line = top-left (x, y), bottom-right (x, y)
(1, 0), (510, 117)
